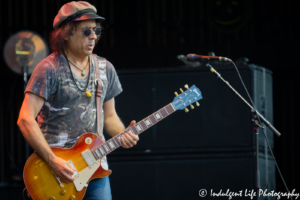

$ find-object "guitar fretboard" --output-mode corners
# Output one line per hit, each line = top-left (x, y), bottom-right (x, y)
(91, 103), (175, 160)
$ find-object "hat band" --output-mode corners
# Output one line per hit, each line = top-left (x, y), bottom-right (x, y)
(68, 9), (95, 21)
(59, 9), (96, 28)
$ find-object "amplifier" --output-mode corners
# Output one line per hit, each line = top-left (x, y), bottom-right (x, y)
(108, 151), (275, 200)
(107, 63), (273, 155)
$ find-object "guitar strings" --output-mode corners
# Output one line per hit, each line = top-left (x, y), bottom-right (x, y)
(70, 106), (174, 167)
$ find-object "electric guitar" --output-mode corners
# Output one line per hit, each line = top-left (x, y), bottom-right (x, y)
(23, 84), (203, 200)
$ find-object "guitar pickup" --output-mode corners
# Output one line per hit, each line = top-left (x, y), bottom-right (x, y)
(81, 149), (96, 167)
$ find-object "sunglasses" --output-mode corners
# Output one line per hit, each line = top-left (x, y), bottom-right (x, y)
(82, 27), (102, 37)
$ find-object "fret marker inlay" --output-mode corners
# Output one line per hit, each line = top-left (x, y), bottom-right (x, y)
(155, 113), (162, 120)
(145, 119), (151, 126)
(109, 141), (115, 149)
(136, 124), (142, 131)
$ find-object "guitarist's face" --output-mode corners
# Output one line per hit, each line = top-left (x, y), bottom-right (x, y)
(64, 20), (98, 58)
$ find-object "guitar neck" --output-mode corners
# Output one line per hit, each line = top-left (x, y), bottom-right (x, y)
(91, 103), (175, 160)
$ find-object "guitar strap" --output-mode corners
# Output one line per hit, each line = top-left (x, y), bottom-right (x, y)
(94, 54), (105, 139)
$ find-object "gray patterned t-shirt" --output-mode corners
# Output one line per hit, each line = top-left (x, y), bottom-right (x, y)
(25, 53), (122, 169)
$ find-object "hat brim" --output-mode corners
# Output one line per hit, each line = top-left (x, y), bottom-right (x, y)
(73, 13), (105, 22)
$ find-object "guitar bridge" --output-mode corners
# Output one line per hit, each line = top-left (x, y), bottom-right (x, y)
(50, 160), (78, 188)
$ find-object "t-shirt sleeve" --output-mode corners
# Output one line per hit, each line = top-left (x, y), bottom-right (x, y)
(104, 61), (123, 102)
(25, 61), (57, 100)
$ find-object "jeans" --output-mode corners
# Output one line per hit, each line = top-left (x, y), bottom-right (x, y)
(83, 177), (112, 200)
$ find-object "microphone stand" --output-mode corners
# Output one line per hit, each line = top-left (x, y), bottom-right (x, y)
(252, 109), (264, 200)
(201, 59), (282, 200)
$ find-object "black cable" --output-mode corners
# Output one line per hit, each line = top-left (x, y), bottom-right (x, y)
(4, 75), (22, 174)
(230, 60), (293, 200)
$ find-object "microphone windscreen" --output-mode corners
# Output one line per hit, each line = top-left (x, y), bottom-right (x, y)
(186, 54), (196, 62)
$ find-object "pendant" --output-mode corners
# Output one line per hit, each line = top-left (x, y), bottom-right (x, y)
(81, 72), (85, 76)
(86, 91), (92, 98)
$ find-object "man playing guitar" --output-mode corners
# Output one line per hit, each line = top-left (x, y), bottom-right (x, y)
(17, 1), (139, 199)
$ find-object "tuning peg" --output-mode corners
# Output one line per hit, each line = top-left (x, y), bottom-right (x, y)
(196, 101), (200, 106)
(184, 84), (189, 89)
(180, 88), (184, 93)
(190, 105), (194, 109)
(174, 92), (179, 96)
(184, 108), (189, 112)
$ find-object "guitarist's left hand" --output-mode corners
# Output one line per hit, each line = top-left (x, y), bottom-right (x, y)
(120, 120), (139, 148)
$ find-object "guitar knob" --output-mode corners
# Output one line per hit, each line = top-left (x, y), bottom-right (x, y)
(184, 108), (189, 113)
(184, 84), (189, 89)
(190, 105), (194, 109)
(174, 92), (179, 96)
(60, 190), (66, 195)
(49, 196), (56, 200)
(70, 195), (76, 200)
(196, 101), (200, 106)
(180, 88), (184, 93)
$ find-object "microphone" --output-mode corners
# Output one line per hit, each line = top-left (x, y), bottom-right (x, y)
(186, 54), (231, 62)
(177, 55), (200, 67)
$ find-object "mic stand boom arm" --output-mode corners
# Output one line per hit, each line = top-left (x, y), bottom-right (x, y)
(205, 63), (281, 137)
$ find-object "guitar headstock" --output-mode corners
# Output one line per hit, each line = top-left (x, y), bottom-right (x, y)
(171, 84), (203, 112)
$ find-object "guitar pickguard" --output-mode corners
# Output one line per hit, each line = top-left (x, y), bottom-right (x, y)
(73, 160), (101, 191)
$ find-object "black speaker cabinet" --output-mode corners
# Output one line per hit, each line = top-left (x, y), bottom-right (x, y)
(107, 152), (275, 200)
(104, 63), (275, 199)
(108, 63), (274, 154)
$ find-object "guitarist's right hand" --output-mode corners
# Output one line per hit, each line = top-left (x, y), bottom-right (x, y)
(49, 156), (76, 183)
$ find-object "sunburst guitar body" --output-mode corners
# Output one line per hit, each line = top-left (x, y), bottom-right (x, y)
(23, 133), (111, 200)
(23, 84), (203, 200)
